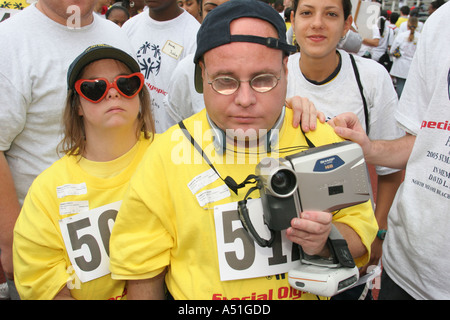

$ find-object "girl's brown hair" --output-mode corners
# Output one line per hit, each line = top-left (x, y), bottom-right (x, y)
(58, 71), (154, 157)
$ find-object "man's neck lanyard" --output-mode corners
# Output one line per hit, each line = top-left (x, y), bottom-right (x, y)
(178, 120), (259, 195)
(177, 120), (315, 196)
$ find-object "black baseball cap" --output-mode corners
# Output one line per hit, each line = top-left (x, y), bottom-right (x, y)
(67, 44), (139, 89)
(193, 0), (296, 93)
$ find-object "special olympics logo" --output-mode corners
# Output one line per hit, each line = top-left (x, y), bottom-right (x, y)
(136, 41), (162, 79)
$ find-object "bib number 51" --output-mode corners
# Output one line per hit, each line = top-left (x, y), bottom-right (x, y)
(214, 200), (300, 282)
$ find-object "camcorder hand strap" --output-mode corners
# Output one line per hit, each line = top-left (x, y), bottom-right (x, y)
(237, 185), (277, 248)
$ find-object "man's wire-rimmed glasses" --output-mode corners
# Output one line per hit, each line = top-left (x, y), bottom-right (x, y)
(205, 67), (282, 95)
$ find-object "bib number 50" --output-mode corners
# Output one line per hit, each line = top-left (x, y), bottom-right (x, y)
(59, 201), (121, 283)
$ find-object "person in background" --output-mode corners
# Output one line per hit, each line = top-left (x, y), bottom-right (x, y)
(163, 0), (227, 123)
(398, 8), (423, 33)
(287, 0), (404, 299)
(428, 0), (446, 15)
(119, 0), (147, 17)
(274, 0), (285, 17)
(0, 0), (134, 300)
(358, 10), (394, 62)
(109, 0), (377, 300)
(13, 45), (154, 300)
(387, 11), (399, 38)
(285, 6), (296, 47)
(106, 4), (130, 26)
(177, 0), (202, 23)
(329, 2), (450, 299)
(123, 0), (200, 133)
(395, 5), (409, 28)
(389, 16), (420, 97)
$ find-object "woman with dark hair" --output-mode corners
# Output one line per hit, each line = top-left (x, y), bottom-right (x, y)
(121, 0), (147, 16)
(287, 0), (405, 299)
(106, 5), (131, 27)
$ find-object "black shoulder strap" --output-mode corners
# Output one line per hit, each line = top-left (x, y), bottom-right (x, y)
(349, 54), (370, 135)
(303, 132), (315, 148)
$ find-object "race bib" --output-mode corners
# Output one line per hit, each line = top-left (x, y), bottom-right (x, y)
(214, 199), (301, 281)
(59, 201), (121, 283)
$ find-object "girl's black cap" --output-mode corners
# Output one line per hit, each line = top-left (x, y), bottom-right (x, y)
(67, 44), (139, 89)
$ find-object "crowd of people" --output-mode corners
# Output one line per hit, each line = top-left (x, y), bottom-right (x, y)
(0, 0), (448, 302)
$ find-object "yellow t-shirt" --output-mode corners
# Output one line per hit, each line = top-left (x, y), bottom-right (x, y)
(13, 134), (152, 300)
(110, 109), (377, 300)
(396, 16), (408, 28)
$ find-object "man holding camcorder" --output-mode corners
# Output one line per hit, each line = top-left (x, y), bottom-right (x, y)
(109, 0), (377, 300)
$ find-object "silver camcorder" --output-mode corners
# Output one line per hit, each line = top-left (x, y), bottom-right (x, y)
(256, 140), (372, 231)
(253, 140), (372, 296)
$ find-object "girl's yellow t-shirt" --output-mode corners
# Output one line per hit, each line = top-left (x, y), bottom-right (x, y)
(13, 134), (151, 300)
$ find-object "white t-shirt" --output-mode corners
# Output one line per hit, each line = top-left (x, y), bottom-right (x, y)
(389, 30), (420, 79)
(163, 53), (205, 123)
(383, 2), (450, 300)
(286, 50), (404, 176)
(0, 4), (134, 205)
(122, 10), (200, 133)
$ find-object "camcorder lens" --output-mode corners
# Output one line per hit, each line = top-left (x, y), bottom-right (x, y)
(271, 169), (296, 195)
